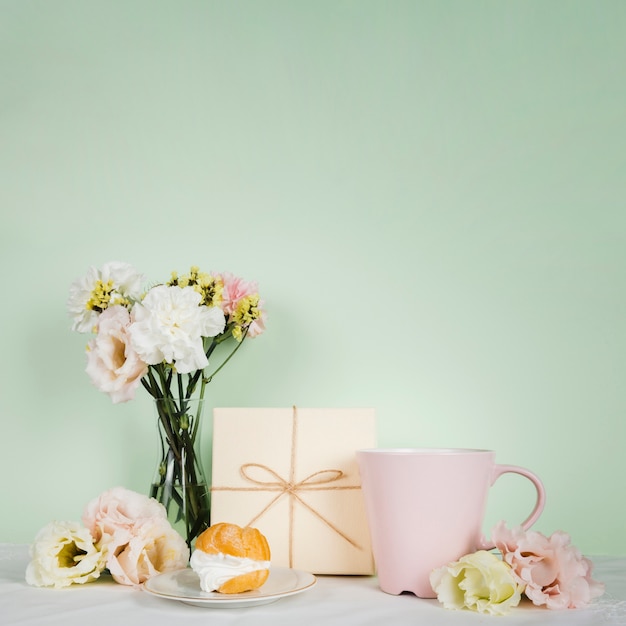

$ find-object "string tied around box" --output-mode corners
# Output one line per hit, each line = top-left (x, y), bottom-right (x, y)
(211, 406), (363, 567)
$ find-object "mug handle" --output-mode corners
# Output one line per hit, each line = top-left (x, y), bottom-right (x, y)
(477, 464), (546, 551)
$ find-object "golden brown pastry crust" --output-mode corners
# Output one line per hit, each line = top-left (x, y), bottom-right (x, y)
(195, 522), (271, 594)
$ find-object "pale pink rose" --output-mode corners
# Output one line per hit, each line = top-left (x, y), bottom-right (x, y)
(219, 272), (258, 316)
(85, 305), (148, 403)
(82, 487), (167, 545)
(106, 518), (189, 586)
(492, 521), (605, 609)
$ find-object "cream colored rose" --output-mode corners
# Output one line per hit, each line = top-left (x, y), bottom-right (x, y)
(25, 521), (107, 588)
(106, 517), (189, 586)
(430, 550), (524, 615)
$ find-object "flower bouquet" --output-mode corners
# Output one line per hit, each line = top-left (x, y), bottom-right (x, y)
(67, 262), (266, 546)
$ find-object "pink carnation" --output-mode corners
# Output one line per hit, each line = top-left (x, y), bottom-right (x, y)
(219, 272), (258, 316)
(492, 521), (605, 609)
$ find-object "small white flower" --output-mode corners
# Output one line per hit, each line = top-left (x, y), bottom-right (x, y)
(25, 521), (107, 588)
(430, 550), (524, 616)
(67, 262), (144, 333)
(129, 285), (225, 374)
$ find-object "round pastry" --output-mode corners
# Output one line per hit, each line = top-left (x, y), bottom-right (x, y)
(190, 522), (271, 594)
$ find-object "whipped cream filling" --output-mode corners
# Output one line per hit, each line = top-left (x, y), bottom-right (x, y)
(189, 550), (271, 592)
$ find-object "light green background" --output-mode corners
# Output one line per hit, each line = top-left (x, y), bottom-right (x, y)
(1, 1), (624, 555)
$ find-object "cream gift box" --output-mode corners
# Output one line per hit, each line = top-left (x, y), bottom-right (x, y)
(210, 406), (376, 575)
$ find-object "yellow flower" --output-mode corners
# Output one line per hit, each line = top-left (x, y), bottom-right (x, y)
(168, 267), (223, 308)
(85, 279), (114, 312)
(232, 294), (261, 326)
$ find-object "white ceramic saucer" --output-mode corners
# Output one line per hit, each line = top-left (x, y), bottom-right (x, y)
(143, 566), (316, 608)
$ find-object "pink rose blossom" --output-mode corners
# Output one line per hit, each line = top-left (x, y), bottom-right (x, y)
(85, 305), (148, 403)
(105, 517), (189, 586)
(82, 487), (189, 586)
(492, 521), (605, 609)
(82, 487), (167, 545)
(220, 272), (258, 316)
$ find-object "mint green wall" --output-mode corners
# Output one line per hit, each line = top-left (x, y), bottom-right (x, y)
(1, 1), (624, 555)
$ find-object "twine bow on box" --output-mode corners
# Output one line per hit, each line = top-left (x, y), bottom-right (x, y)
(211, 406), (364, 567)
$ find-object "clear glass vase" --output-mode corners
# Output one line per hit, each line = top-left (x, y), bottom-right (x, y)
(149, 397), (210, 549)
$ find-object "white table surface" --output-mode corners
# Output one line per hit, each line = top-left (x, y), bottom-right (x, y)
(2, 544), (625, 625)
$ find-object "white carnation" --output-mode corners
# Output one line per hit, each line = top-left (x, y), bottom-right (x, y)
(129, 285), (225, 374)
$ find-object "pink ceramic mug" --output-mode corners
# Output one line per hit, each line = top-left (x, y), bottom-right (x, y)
(356, 448), (545, 598)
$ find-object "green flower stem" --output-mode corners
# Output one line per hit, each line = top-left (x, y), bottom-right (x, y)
(148, 367), (214, 547)
(151, 368), (182, 461)
(152, 394), (208, 547)
(184, 337), (218, 397)
(204, 329), (249, 383)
